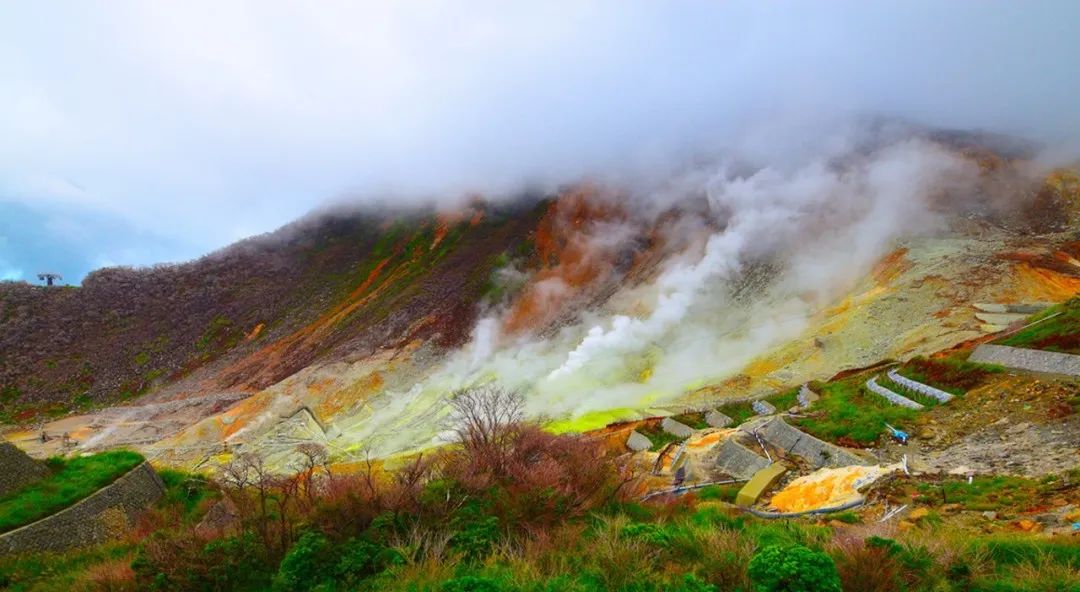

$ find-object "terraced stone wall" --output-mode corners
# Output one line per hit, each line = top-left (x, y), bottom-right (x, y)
(0, 442), (49, 497)
(0, 462), (165, 554)
(970, 344), (1080, 376)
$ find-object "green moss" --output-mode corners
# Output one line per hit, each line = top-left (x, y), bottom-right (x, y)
(0, 449), (144, 533)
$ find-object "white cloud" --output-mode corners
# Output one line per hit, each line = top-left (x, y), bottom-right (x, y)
(0, 1), (1077, 275)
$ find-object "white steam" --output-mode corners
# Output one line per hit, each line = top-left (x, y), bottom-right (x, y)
(343, 136), (979, 456)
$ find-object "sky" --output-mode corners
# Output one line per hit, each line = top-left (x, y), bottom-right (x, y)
(1, 1), (1078, 283)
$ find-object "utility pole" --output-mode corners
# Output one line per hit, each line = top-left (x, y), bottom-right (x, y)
(36, 273), (62, 286)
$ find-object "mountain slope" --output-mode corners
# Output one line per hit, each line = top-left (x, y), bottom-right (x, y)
(2, 133), (1079, 468)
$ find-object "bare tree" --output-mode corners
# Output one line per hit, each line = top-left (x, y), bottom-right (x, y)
(294, 443), (329, 506)
(449, 385), (523, 449)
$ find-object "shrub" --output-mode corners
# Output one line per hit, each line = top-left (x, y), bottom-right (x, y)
(335, 537), (403, 584)
(133, 531), (272, 591)
(748, 544), (841, 592)
(450, 501), (502, 560)
(441, 574), (510, 592)
(274, 531), (336, 591)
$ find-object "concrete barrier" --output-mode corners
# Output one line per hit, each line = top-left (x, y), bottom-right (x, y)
(0, 462), (165, 554)
(735, 463), (787, 507)
(886, 369), (954, 403)
(866, 376), (924, 410)
(797, 385), (819, 408)
(705, 410), (733, 428)
(626, 430), (653, 452)
(714, 438), (771, 480)
(751, 417), (868, 468)
(661, 417), (694, 438)
(752, 400), (777, 416)
(969, 344), (1080, 377)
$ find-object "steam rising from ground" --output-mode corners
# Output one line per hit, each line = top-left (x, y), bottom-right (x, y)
(352, 136), (979, 454)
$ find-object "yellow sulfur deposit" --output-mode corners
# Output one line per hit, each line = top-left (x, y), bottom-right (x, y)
(769, 464), (895, 513)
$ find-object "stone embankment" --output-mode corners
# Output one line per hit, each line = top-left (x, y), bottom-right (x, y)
(969, 344), (1080, 377)
(866, 376), (924, 410)
(0, 442), (49, 497)
(749, 417), (868, 468)
(0, 462), (165, 554)
(886, 369), (954, 403)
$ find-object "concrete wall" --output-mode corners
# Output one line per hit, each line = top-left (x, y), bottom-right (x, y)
(714, 438), (771, 480)
(0, 442), (49, 497)
(754, 417), (868, 468)
(866, 376), (924, 410)
(0, 462), (165, 555)
(969, 344), (1080, 377)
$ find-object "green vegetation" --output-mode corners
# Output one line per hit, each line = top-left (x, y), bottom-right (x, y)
(913, 474), (1056, 512)
(749, 543), (842, 592)
(997, 297), (1080, 354)
(714, 387), (801, 428)
(792, 378), (917, 445)
(0, 449), (144, 533)
(636, 422), (683, 451)
(0, 540), (135, 592)
(897, 355), (1003, 395)
(3, 390), (1079, 590)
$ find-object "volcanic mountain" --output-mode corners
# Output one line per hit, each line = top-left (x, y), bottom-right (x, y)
(2, 129), (1079, 468)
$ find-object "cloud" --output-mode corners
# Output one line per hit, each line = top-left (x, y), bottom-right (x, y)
(0, 1), (1078, 279)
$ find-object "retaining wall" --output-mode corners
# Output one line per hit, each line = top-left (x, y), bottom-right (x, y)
(886, 369), (954, 403)
(969, 344), (1080, 377)
(866, 376), (924, 410)
(714, 438), (771, 479)
(753, 417), (868, 468)
(0, 442), (49, 497)
(0, 462), (165, 555)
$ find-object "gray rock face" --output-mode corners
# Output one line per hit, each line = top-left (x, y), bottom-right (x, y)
(713, 438), (771, 480)
(0, 442), (49, 497)
(969, 344), (1080, 377)
(705, 410), (734, 428)
(0, 462), (165, 554)
(661, 417), (694, 438)
(626, 430), (653, 452)
(751, 400), (777, 416)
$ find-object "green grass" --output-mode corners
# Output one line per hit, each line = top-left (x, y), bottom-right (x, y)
(637, 424), (683, 451)
(914, 475), (1046, 512)
(897, 355), (1003, 395)
(670, 412), (711, 430)
(0, 450), (144, 533)
(997, 297), (1080, 354)
(878, 374), (940, 408)
(158, 468), (216, 523)
(0, 540), (134, 592)
(792, 378), (918, 445)
(714, 387), (801, 428)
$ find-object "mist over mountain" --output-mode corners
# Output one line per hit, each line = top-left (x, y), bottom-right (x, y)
(2, 2), (1079, 283)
